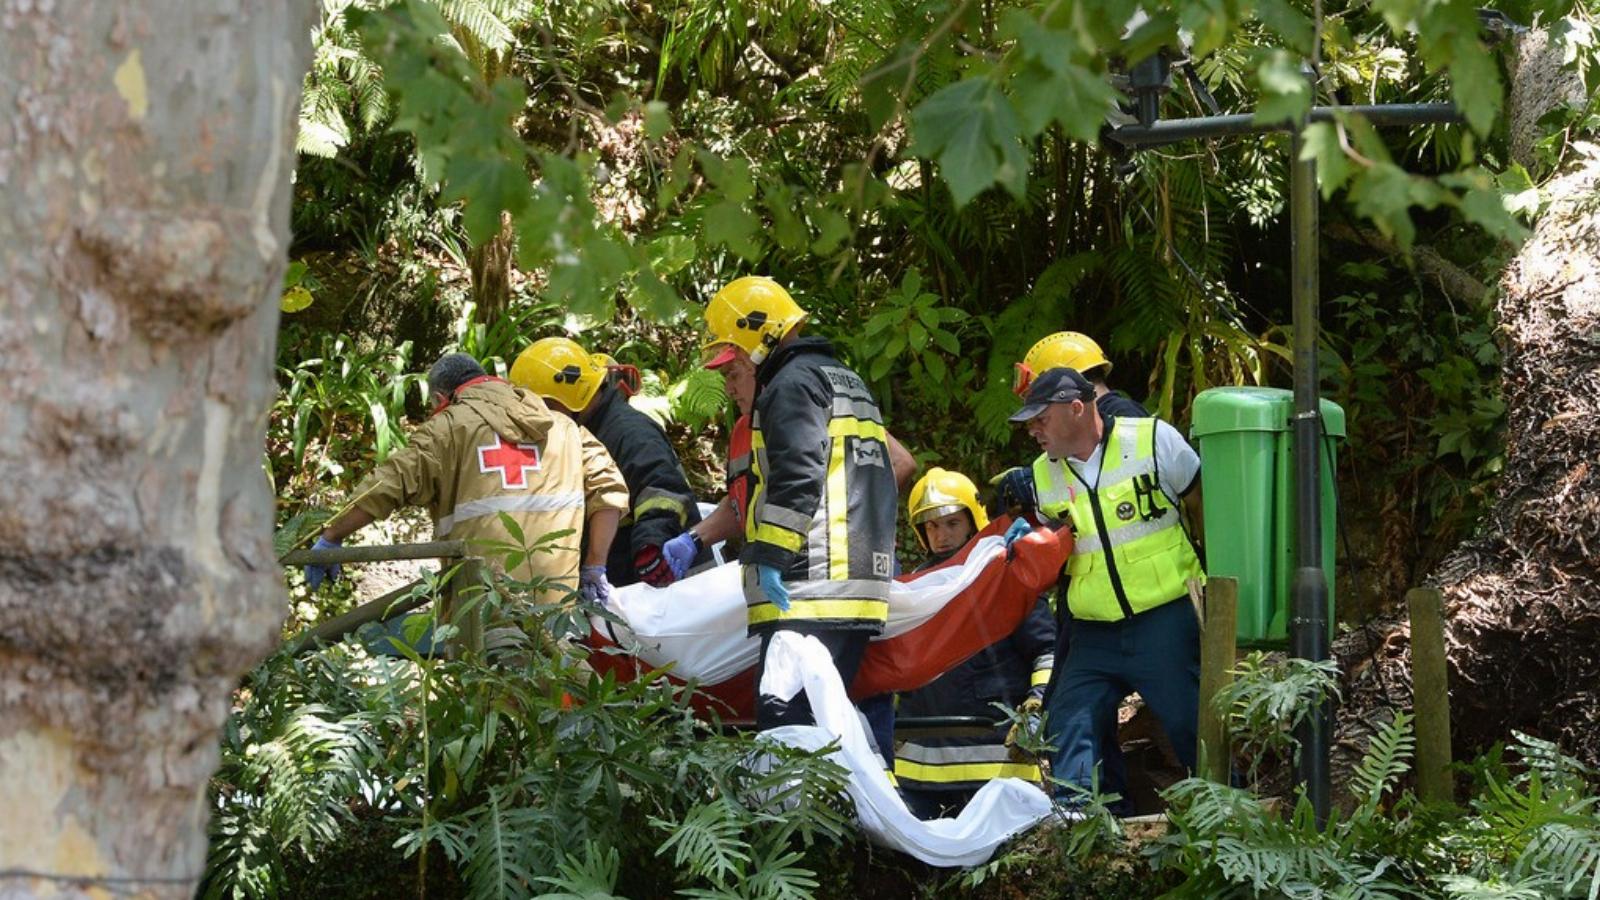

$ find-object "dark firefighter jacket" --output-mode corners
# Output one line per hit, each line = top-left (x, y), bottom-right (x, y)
(741, 337), (898, 635)
(895, 553), (1057, 793)
(581, 383), (705, 586)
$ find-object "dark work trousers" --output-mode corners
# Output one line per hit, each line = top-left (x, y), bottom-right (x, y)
(755, 628), (872, 731)
(1045, 598), (1200, 800)
(1048, 617), (1130, 803)
(857, 693), (896, 770)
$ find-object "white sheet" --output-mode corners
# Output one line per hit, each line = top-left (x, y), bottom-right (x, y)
(594, 536), (1010, 685)
(757, 631), (1058, 868)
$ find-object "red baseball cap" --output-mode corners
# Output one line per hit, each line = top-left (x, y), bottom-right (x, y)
(703, 344), (739, 370)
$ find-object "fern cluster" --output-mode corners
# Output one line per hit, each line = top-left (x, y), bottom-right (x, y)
(201, 561), (857, 899)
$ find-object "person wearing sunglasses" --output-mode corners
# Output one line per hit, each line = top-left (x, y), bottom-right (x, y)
(512, 337), (709, 590)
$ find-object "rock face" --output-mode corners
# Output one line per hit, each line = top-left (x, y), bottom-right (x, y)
(1337, 122), (1600, 775)
(0, 3), (313, 895)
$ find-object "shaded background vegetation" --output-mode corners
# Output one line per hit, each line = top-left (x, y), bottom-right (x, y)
(223, 0), (1600, 895)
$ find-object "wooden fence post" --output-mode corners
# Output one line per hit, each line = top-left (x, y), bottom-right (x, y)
(1407, 587), (1453, 804)
(1198, 577), (1239, 784)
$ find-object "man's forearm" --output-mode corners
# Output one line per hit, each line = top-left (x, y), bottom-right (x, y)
(585, 507), (622, 566)
(693, 496), (741, 546)
(321, 506), (377, 544)
(887, 430), (918, 493)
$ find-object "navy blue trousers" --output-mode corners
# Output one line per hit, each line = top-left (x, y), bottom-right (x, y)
(1045, 598), (1200, 798)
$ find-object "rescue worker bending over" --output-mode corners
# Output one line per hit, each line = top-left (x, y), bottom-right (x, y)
(511, 337), (707, 587)
(1006, 367), (1205, 801)
(304, 353), (629, 609)
(895, 468), (1056, 820)
(700, 276), (898, 731)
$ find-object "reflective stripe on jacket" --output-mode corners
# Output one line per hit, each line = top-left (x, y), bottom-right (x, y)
(741, 338), (897, 634)
(583, 384), (704, 585)
(894, 588), (1056, 792)
(1033, 416), (1204, 622)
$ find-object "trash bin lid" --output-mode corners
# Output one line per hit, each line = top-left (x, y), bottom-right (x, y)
(1191, 387), (1346, 439)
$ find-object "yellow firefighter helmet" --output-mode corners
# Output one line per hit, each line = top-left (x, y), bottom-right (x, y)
(1013, 331), (1112, 396)
(907, 467), (989, 551)
(702, 276), (808, 367)
(511, 337), (606, 412)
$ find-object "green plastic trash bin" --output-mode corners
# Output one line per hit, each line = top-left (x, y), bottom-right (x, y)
(1190, 387), (1346, 647)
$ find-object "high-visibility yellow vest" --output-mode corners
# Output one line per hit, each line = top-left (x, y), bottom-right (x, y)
(1033, 417), (1204, 622)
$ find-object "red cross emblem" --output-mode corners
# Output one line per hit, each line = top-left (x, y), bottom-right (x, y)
(477, 436), (541, 489)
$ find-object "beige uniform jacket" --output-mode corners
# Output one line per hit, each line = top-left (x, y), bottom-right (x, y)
(352, 379), (629, 601)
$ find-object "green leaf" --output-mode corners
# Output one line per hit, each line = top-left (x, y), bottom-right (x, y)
(698, 152), (756, 203)
(646, 234), (696, 276)
(280, 285), (314, 314)
(860, 42), (916, 131)
(704, 200), (763, 261)
(1299, 122), (1352, 199)
(1443, 169), (1531, 244)
(1255, 0), (1314, 56)
(628, 271), (688, 321)
(1001, 12), (1118, 142)
(812, 208), (851, 255)
(908, 76), (1029, 207)
(1348, 162), (1447, 249)
(283, 260), (308, 289)
(642, 100), (672, 139)
(1254, 50), (1311, 126)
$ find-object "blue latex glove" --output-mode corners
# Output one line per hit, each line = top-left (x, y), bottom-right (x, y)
(304, 536), (342, 591)
(993, 466), (1037, 514)
(661, 532), (701, 580)
(1003, 517), (1034, 559)
(756, 564), (791, 612)
(579, 564), (613, 609)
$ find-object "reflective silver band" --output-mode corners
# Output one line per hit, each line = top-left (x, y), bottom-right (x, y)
(831, 396), (884, 422)
(760, 503), (814, 534)
(896, 742), (1013, 765)
(786, 578), (891, 601)
(436, 491), (585, 536)
(1071, 506), (1180, 555)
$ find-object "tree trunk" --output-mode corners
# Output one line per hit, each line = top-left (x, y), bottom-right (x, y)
(1335, 29), (1600, 775)
(469, 212), (516, 322)
(0, 5), (312, 896)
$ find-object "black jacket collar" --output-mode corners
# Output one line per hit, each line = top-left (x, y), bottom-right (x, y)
(756, 336), (835, 388)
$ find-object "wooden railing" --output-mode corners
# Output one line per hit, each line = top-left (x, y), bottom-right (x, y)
(277, 541), (484, 656)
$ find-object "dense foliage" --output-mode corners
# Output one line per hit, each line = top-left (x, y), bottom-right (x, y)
(233, 0), (1600, 894)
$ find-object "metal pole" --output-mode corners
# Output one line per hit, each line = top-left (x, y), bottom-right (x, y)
(1104, 103), (1461, 148)
(1289, 88), (1332, 825)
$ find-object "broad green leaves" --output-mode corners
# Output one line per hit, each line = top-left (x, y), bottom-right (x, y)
(1253, 50), (1312, 126)
(909, 78), (1029, 207)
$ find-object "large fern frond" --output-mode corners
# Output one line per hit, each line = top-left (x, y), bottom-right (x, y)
(1351, 711), (1416, 819)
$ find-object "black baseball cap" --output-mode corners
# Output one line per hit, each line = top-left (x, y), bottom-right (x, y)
(1009, 367), (1093, 422)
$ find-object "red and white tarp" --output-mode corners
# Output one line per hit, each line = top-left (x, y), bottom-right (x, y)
(585, 516), (1072, 722)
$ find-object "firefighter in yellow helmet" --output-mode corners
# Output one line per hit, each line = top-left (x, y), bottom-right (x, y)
(702, 276), (899, 733)
(512, 337), (707, 588)
(992, 332), (1149, 516)
(894, 468), (1056, 819)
